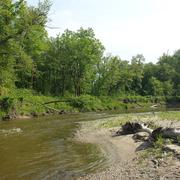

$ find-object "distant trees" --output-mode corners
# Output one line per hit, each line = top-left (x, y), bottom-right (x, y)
(36, 28), (104, 96)
(92, 55), (132, 96)
(0, 0), (50, 93)
(0, 0), (179, 98)
(130, 54), (145, 94)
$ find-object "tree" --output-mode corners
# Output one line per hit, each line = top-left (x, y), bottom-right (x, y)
(163, 81), (174, 96)
(93, 56), (121, 95)
(130, 54), (145, 94)
(58, 28), (104, 96)
(35, 37), (72, 95)
(0, 0), (51, 91)
(36, 28), (104, 96)
(147, 77), (164, 96)
(141, 63), (157, 95)
(92, 55), (133, 96)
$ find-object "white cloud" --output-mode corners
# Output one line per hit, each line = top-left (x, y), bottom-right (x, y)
(44, 0), (180, 63)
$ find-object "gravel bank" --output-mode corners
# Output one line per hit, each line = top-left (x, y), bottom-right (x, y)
(75, 116), (180, 180)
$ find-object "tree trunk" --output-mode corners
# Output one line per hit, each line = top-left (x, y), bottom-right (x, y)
(151, 127), (180, 141)
(117, 122), (180, 142)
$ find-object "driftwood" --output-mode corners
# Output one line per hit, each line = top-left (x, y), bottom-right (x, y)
(43, 104), (62, 113)
(43, 100), (69, 105)
(117, 122), (180, 142)
(117, 122), (153, 135)
(24, 100), (64, 113)
(151, 127), (180, 141)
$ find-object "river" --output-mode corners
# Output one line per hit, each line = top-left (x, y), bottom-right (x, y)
(0, 113), (115, 180)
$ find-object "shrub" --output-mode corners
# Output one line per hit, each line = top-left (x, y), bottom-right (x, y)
(0, 96), (14, 113)
(153, 135), (165, 149)
(68, 95), (103, 111)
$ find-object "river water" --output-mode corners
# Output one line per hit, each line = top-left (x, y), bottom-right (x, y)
(0, 113), (114, 180)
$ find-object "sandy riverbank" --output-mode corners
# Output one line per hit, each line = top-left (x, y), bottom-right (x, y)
(75, 115), (180, 179)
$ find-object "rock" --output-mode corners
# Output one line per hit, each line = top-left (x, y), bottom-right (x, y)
(2, 114), (11, 121)
(31, 112), (38, 117)
(42, 112), (47, 116)
(164, 144), (180, 156)
(151, 159), (158, 165)
(59, 110), (65, 114)
(0, 128), (23, 135)
(13, 128), (23, 133)
(46, 110), (51, 114)
(2, 113), (16, 121)
(132, 132), (150, 142)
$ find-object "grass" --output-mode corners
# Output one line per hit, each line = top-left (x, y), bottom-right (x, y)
(141, 135), (174, 160)
(95, 111), (180, 161)
(0, 88), (161, 119)
(96, 111), (180, 129)
(1, 88), (179, 120)
(0, 89), (70, 117)
(98, 116), (132, 128)
(97, 113), (151, 129)
(158, 111), (180, 121)
(141, 146), (173, 160)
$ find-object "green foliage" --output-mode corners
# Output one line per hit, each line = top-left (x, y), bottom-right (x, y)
(158, 111), (180, 121)
(148, 77), (164, 96)
(0, 96), (14, 113)
(166, 96), (180, 103)
(176, 136), (180, 145)
(37, 28), (104, 96)
(93, 56), (131, 96)
(0, 1), (180, 116)
(153, 135), (165, 149)
(99, 96), (126, 110)
(68, 95), (103, 111)
(99, 117), (129, 128)
(130, 54), (145, 93)
(0, 0), (50, 90)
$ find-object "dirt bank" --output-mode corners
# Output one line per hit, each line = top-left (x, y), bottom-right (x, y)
(75, 116), (180, 180)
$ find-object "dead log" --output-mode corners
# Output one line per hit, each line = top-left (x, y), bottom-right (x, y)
(121, 122), (142, 134)
(132, 132), (150, 142)
(116, 122), (153, 135)
(116, 121), (180, 142)
(151, 127), (180, 141)
(43, 100), (69, 105)
(135, 102), (143, 107)
(24, 100), (63, 113)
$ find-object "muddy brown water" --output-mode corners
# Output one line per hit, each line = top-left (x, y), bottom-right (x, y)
(0, 108), (179, 180)
(0, 113), (115, 180)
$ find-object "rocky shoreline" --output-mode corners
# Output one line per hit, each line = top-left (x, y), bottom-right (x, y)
(75, 116), (180, 180)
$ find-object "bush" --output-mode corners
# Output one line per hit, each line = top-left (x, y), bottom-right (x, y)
(100, 96), (126, 110)
(68, 95), (103, 111)
(166, 96), (180, 103)
(153, 135), (165, 149)
(0, 96), (14, 113)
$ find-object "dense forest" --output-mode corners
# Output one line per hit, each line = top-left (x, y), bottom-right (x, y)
(0, 0), (180, 116)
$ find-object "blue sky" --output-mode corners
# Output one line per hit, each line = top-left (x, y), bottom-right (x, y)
(26, 0), (180, 63)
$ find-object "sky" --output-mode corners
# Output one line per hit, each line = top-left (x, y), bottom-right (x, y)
(26, 0), (180, 63)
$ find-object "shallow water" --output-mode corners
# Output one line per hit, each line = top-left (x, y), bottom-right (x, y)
(0, 113), (113, 180)
(1, 108), (179, 180)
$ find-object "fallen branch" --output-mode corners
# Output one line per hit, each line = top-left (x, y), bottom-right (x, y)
(43, 100), (69, 105)
(44, 104), (62, 113)
(116, 122), (180, 142)
(151, 127), (180, 141)
(117, 122), (153, 135)
(24, 100), (63, 113)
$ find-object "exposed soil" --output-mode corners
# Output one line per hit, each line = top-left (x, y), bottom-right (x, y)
(76, 117), (180, 180)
